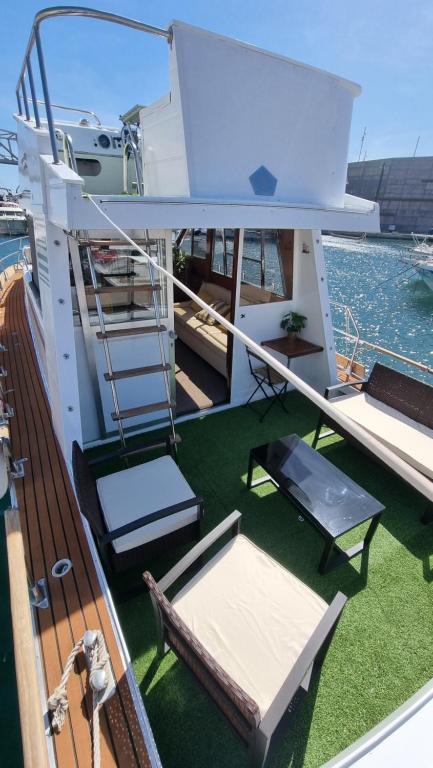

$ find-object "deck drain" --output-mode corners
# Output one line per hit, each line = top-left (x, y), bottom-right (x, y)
(52, 558), (73, 578)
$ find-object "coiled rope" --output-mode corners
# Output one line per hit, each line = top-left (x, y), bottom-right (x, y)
(48, 629), (111, 768)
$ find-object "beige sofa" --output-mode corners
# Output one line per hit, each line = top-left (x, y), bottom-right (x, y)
(174, 282), (230, 379)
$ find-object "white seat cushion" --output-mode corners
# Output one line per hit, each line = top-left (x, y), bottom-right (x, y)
(332, 392), (433, 479)
(172, 534), (327, 718)
(96, 455), (199, 554)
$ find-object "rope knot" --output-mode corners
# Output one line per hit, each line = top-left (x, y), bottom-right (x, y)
(47, 630), (112, 768)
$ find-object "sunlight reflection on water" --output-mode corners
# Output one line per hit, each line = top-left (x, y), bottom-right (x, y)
(323, 236), (433, 382)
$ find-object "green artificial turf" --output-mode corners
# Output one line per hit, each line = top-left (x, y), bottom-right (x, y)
(89, 391), (432, 768)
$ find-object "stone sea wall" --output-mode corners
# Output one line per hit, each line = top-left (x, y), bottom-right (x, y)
(347, 156), (433, 233)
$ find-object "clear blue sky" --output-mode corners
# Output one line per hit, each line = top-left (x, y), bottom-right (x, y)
(1, 0), (432, 190)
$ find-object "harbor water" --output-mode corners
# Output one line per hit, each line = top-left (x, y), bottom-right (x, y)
(323, 236), (432, 383)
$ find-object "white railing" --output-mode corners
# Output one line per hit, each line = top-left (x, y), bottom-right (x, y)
(16, 7), (169, 166)
(331, 298), (432, 377)
(330, 300), (360, 374)
(0, 237), (28, 292)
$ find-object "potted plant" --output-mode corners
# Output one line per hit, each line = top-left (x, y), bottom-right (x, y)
(173, 244), (187, 279)
(280, 311), (307, 337)
(172, 245), (189, 301)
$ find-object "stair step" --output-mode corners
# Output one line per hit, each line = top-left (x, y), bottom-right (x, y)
(104, 363), (171, 381)
(112, 400), (176, 421)
(86, 284), (161, 295)
(96, 325), (166, 340)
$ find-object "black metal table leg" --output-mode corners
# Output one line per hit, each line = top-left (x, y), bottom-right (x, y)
(247, 452), (255, 489)
(364, 513), (382, 546)
(421, 506), (433, 525)
(319, 512), (382, 574)
(319, 537), (336, 575)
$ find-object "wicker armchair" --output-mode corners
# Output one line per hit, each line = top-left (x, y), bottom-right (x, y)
(144, 512), (346, 767)
(72, 441), (203, 572)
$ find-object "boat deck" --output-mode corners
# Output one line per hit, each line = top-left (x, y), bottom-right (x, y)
(1, 272), (153, 767)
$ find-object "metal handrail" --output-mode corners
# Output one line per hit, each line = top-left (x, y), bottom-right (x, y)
(60, 130), (78, 173)
(330, 300), (360, 373)
(122, 123), (143, 193)
(16, 6), (169, 165)
(0, 239), (28, 292)
(0, 131), (18, 166)
(333, 328), (433, 376)
(27, 99), (102, 126)
(330, 298), (432, 376)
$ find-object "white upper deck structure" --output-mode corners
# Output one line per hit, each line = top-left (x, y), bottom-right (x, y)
(141, 21), (361, 208)
(14, 11), (378, 234)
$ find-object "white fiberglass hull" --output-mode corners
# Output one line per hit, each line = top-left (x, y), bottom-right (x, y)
(415, 261), (433, 291)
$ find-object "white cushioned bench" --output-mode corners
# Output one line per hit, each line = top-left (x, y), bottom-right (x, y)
(332, 392), (433, 480)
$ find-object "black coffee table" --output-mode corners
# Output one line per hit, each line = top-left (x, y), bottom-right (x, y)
(247, 434), (384, 574)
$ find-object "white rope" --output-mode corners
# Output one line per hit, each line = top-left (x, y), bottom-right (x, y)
(47, 630), (112, 768)
(47, 637), (83, 733)
(86, 195), (433, 502)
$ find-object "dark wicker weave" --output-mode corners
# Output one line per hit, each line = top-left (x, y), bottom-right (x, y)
(312, 363), (433, 516)
(144, 512), (347, 768)
(143, 572), (260, 741)
(72, 441), (203, 573)
(365, 363), (433, 429)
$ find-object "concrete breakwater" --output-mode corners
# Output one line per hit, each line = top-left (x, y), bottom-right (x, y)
(347, 156), (433, 234)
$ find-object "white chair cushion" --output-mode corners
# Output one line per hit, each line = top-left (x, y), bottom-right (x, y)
(172, 534), (328, 718)
(96, 455), (199, 554)
(332, 392), (433, 479)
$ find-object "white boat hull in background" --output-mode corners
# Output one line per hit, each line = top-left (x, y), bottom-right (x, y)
(415, 261), (433, 291)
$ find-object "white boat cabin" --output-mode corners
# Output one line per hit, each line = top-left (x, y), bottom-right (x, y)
(15, 18), (379, 459)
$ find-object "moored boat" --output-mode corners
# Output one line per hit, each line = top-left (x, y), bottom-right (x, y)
(1, 7), (432, 768)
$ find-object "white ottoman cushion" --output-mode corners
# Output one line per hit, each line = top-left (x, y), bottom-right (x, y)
(97, 455), (199, 553)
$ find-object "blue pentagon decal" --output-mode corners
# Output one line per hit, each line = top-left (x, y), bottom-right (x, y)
(248, 165), (278, 196)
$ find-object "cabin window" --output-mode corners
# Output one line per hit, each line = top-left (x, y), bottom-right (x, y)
(240, 229), (293, 304)
(76, 158), (102, 177)
(193, 230), (207, 259)
(212, 230), (234, 277)
(176, 229), (207, 260)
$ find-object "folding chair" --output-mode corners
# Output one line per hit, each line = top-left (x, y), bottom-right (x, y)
(245, 348), (289, 421)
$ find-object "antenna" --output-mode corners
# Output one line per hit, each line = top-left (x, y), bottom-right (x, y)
(413, 136), (420, 157)
(358, 126), (367, 162)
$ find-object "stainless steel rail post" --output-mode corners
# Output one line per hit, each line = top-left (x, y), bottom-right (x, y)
(26, 57), (41, 129)
(34, 27), (59, 164)
(21, 79), (31, 121)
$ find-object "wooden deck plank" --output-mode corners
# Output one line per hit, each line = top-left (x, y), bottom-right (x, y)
(9, 288), (104, 766)
(15, 285), (148, 768)
(1, 285), (80, 767)
(0, 274), (152, 768)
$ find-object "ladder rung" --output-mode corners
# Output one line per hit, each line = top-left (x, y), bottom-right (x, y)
(112, 401), (176, 421)
(104, 363), (171, 381)
(87, 433), (182, 464)
(86, 284), (161, 295)
(96, 325), (167, 340)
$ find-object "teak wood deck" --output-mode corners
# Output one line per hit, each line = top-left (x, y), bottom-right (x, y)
(1, 273), (152, 767)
